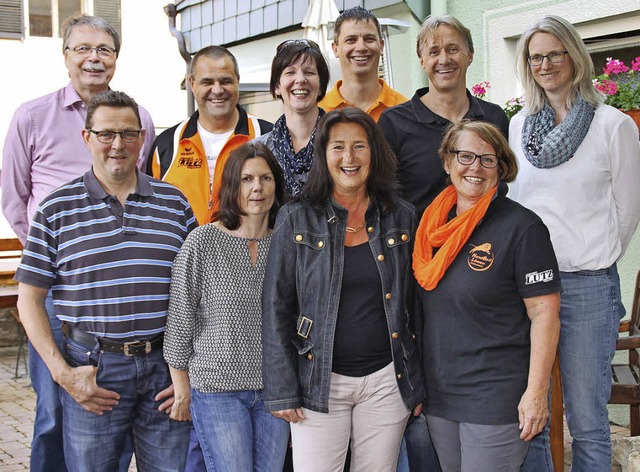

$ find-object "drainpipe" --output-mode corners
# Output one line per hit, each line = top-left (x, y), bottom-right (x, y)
(164, 3), (194, 116)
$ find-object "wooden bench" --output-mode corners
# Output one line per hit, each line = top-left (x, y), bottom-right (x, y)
(0, 238), (26, 377)
(609, 270), (640, 435)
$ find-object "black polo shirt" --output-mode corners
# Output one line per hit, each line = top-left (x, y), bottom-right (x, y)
(418, 193), (561, 425)
(379, 88), (509, 217)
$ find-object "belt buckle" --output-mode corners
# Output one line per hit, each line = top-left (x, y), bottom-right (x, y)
(123, 341), (151, 356)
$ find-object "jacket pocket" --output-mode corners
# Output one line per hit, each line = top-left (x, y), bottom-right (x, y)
(293, 230), (327, 251)
(292, 336), (314, 394)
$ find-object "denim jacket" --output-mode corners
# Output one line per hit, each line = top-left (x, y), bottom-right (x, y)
(262, 196), (424, 413)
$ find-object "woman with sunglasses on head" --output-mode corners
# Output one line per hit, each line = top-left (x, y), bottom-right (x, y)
(254, 39), (330, 199)
(163, 142), (289, 472)
(509, 16), (640, 471)
(414, 121), (561, 471)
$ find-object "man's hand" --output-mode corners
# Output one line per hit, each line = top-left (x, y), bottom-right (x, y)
(155, 384), (175, 415)
(57, 365), (119, 415)
(272, 408), (306, 423)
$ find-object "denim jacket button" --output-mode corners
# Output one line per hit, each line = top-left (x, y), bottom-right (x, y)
(401, 234), (409, 241)
(377, 254), (385, 262)
(388, 238), (395, 245)
(317, 241), (324, 248)
(295, 234), (303, 242)
(385, 293), (392, 300)
(307, 353), (313, 361)
(391, 332), (398, 339)
(367, 226), (374, 233)
(397, 373), (403, 379)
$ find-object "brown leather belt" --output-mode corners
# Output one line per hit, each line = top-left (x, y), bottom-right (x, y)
(62, 323), (163, 356)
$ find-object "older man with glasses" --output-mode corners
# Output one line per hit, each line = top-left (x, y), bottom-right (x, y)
(1, 14), (155, 472)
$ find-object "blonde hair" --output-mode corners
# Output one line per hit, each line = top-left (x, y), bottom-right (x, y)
(516, 15), (603, 114)
(416, 15), (473, 58)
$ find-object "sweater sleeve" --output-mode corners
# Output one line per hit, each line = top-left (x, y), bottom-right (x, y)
(164, 229), (202, 371)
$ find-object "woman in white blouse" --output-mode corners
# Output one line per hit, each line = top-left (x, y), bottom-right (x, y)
(509, 15), (640, 471)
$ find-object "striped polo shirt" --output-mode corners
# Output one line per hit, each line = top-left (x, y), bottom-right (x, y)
(15, 169), (197, 341)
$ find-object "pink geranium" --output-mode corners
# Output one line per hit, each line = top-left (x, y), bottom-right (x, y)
(594, 56), (640, 110)
(594, 79), (618, 96)
(632, 57), (640, 72)
(471, 81), (491, 99)
(602, 57), (629, 75)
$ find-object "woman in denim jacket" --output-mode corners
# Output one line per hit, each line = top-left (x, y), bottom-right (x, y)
(262, 108), (423, 472)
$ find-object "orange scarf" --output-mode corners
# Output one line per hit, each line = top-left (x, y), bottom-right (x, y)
(413, 184), (497, 291)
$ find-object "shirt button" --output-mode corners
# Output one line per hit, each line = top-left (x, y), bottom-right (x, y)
(412, 334), (416, 340)
(307, 353), (313, 361)
(397, 373), (403, 379)
(391, 332), (398, 339)
(367, 226), (374, 233)
(385, 293), (392, 300)
(388, 238), (395, 245)
(377, 254), (384, 262)
(401, 234), (409, 241)
(295, 234), (303, 242)
(317, 241), (324, 248)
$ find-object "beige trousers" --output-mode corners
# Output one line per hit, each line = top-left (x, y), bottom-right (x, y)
(290, 362), (410, 472)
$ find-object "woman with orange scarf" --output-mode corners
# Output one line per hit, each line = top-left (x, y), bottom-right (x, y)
(413, 121), (561, 472)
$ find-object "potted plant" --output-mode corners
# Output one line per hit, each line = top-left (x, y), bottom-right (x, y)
(593, 56), (640, 129)
(471, 81), (525, 121)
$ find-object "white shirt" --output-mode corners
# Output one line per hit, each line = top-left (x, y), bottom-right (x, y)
(197, 122), (232, 185)
(509, 104), (640, 272)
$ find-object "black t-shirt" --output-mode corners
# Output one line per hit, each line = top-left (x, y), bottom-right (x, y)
(418, 194), (561, 425)
(332, 242), (392, 377)
(379, 88), (509, 217)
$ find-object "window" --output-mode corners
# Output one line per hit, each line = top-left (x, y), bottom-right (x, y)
(0, 0), (121, 40)
(0, 0), (24, 38)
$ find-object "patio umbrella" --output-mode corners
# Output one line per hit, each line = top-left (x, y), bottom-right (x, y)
(302, 0), (341, 86)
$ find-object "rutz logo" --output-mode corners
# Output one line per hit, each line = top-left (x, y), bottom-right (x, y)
(525, 270), (554, 285)
(178, 157), (202, 169)
(467, 242), (494, 271)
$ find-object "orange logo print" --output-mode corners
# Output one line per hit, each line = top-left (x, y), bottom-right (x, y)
(468, 242), (494, 271)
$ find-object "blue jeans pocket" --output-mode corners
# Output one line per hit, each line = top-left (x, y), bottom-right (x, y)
(63, 337), (101, 369)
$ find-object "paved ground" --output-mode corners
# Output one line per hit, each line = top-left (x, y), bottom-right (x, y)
(0, 344), (630, 471)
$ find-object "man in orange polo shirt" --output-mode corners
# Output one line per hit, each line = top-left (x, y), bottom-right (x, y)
(148, 46), (272, 225)
(318, 6), (407, 121)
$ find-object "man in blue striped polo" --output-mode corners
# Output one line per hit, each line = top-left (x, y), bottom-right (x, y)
(15, 90), (197, 471)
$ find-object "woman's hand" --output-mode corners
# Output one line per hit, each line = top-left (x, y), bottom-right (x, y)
(169, 395), (192, 421)
(517, 387), (548, 441)
(272, 408), (306, 423)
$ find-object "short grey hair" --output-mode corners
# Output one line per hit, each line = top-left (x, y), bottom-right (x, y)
(62, 14), (120, 55)
(189, 45), (240, 79)
(416, 15), (473, 58)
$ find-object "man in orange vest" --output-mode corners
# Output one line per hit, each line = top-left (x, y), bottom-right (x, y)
(148, 46), (272, 225)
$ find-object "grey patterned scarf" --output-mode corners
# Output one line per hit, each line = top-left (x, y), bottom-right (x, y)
(521, 97), (596, 169)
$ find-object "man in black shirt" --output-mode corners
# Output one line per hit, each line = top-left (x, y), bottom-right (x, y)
(379, 15), (508, 217)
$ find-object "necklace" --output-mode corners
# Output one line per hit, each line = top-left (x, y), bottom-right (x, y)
(345, 222), (365, 233)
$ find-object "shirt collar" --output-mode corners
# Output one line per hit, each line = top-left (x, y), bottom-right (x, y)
(84, 168), (154, 200)
(412, 87), (487, 124)
(62, 83), (86, 109)
(322, 79), (396, 110)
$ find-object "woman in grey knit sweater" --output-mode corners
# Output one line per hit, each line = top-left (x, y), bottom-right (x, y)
(163, 142), (288, 472)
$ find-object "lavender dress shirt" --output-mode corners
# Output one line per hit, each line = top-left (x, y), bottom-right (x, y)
(1, 83), (156, 243)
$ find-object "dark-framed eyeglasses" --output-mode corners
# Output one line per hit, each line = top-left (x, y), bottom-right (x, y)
(526, 51), (568, 67)
(452, 150), (499, 169)
(88, 129), (142, 144)
(276, 39), (320, 54)
(65, 45), (117, 58)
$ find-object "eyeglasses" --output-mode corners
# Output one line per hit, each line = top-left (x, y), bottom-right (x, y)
(88, 129), (142, 144)
(276, 39), (320, 54)
(452, 150), (499, 169)
(66, 45), (117, 58)
(527, 51), (568, 67)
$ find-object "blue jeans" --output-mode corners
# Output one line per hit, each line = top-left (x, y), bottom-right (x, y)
(59, 337), (190, 472)
(29, 293), (66, 472)
(523, 266), (623, 471)
(190, 388), (290, 472)
(397, 413), (442, 471)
